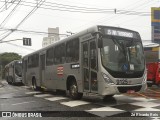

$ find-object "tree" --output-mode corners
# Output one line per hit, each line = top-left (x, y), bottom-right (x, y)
(0, 52), (22, 79)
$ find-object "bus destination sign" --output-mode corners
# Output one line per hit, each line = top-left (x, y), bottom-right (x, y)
(105, 29), (134, 38)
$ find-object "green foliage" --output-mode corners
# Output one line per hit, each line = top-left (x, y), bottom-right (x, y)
(0, 52), (22, 79)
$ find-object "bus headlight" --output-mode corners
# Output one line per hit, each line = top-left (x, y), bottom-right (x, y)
(102, 73), (114, 85)
(142, 71), (147, 84)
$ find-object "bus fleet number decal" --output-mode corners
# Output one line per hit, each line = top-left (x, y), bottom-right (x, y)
(116, 79), (128, 85)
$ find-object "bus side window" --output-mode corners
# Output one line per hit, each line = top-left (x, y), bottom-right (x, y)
(54, 43), (65, 64)
(66, 38), (79, 63)
(46, 47), (54, 66)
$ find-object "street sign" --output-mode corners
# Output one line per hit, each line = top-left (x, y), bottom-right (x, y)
(23, 38), (31, 46)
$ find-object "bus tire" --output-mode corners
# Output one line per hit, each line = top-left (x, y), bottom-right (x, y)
(32, 78), (38, 91)
(147, 83), (152, 87)
(69, 81), (83, 100)
(103, 95), (114, 101)
(103, 95), (115, 102)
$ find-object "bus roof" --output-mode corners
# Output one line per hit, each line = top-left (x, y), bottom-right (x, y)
(5, 60), (22, 67)
(23, 25), (140, 58)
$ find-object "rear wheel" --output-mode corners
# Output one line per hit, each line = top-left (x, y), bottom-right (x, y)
(69, 81), (83, 100)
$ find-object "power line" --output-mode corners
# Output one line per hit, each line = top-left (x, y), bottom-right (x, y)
(0, 28), (68, 36)
(6, 42), (36, 51)
(0, 0), (21, 27)
(72, 0), (153, 32)
(0, 0), (21, 41)
(15, 0), (45, 29)
(0, 38), (22, 43)
(0, 0), (45, 42)
(0, 1), (151, 15)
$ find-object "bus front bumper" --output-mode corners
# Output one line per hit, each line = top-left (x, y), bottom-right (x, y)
(102, 83), (147, 95)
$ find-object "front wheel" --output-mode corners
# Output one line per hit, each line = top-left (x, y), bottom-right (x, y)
(147, 83), (152, 87)
(69, 81), (83, 100)
(103, 95), (114, 101)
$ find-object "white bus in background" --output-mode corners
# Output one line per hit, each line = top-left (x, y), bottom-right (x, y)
(5, 60), (22, 84)
(22, 25), (147, 100)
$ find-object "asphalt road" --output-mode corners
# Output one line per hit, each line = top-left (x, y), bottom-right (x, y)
(0, 80), (160, 120)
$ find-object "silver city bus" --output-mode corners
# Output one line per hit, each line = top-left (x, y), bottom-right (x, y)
(5, 60), (22, 84)
(22, 25), (147, 99)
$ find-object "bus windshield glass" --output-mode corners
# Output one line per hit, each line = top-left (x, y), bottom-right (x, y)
(100, 36), (145, 78)
(15, 61), (22, 77)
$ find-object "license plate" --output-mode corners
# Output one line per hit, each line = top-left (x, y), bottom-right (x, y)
(127, 90), (135, 94)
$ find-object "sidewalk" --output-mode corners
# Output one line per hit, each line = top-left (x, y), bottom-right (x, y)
(0, 79), (4, 88)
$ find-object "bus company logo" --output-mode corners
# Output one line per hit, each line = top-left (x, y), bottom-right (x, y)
(57, 66), (64, 76)
(2, 112), (11, 117)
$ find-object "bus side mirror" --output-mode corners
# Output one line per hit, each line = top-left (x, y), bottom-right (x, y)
(98, 38), (102, 48)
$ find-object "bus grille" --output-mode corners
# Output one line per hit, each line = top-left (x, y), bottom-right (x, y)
(117, 85), (142, 93)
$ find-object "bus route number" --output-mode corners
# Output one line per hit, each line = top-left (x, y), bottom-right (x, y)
(116, 79), (128, 85)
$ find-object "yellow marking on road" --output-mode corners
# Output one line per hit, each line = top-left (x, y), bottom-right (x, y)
(147, 88), (160, 93)
(135, 92), (150, 99)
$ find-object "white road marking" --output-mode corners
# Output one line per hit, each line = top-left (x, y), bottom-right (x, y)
(130, 97), (156, 102)
(25, 91), (41, 94)
(45, 97), (67, 101)
(34, 94), (52, 98)
(86, 107), (125, 117)
(61, 100), (90, 107)
(130, 101), (160, 108)
(12, 101), (36, 105)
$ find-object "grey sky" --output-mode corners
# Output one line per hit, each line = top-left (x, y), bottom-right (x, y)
(0, 0), (159, 56)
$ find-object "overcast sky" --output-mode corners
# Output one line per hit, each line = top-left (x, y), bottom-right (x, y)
(0, 0), (159, 56)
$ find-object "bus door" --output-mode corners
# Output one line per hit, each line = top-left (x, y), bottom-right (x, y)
(40, 54), (45, 86)
(82, 39), (98, 93)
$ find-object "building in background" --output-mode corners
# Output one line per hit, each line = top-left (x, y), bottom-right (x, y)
(42, 27), (60, 47)
(151, 7), (160, 43)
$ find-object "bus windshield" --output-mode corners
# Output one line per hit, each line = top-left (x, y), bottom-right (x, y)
(100, 36), (145, 78)
(15, 61), (22, 77)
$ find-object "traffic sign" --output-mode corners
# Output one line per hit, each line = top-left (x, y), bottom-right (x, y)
(23, 38), (31, 46)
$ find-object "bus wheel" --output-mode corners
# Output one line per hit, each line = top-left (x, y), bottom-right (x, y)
(157, 83), (160, 87)
(103, 95), (116, 103)
(69, 81), (83, 100)
(103, 95), (114, 101)
(147, 83), (152, 87)
(32, 79), (37, 91)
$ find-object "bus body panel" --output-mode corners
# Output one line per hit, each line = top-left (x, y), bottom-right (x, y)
(22, 25), (147, 98)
